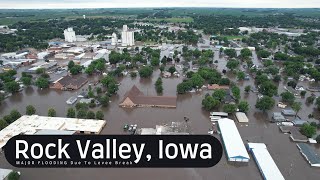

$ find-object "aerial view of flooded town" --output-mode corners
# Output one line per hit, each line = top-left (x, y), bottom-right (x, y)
(0, 1), (320, 180)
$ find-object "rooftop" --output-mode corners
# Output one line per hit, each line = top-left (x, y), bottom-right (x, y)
(247, 143), (285, 180)
(0, 115), (106, 150)
(218, 118), (250, 162)
(297, 143), (320, 167)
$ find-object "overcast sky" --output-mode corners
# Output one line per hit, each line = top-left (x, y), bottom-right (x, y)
(0, 0), (319, 9)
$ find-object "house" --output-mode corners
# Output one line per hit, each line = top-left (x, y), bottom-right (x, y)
(223, 89), (236, 104)
(272, 112), (286, 122)
(292, 117), (308, 126)
(282, 109), (296, 116)
(297, 143), (320, 167)
(207, 84), (230, 90)
(119, 85), (177, 108)
(51, 75), (88, 90)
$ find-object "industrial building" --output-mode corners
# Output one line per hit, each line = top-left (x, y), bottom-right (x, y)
(217, 118), (250, 162)
(121, 25), (135, 46)
(247, 143), (285, 180)
(64, 27), (77, 43)
(0, 115), (107, 151)
(111, 32), (118, 45)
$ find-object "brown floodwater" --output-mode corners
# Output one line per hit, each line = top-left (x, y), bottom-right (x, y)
(1, 53), (320, 180)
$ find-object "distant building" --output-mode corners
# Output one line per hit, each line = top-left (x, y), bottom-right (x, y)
(119, 85), (177, 108)
(51, 75), (88, 90)
(137, 122), (189, 135)
(64, 28), (77, 43)
(121, 25), (135, 46)
(111, 32), (118, 46)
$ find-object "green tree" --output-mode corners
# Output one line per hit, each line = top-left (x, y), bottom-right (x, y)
(300, 91), (307, 97)
(0, 119), (8, 130)
(238, 101), (249, 113)
(99, 95), (110, 107)
(237, 71), (245, 80)
(202, 96), (220, 111)
(256, 96), (275, 111)
(67, 108), (76, 118)
(292, 102), (302, 117)
(177, 81), (192, 94)
(139, 66), (153, 78)
(307, 95), (316, 104)
(100, 75), (119, 95)
(316, 135), (320, 144)
(168, 66), (176, 74)
(35, 77), (49, 89)
(20, 77), (32, 86)
(86, 111), (95, 119)
(95, 61), (106, 71)
(36, 68), (46, 74)
(245, 85), (251, 93)
(68, 61), (75, 69)
(130, 72), (137, 78)
(7, 171), (20, 180)
(85, 65), (95, 75)
(96, 111), (104, 120)
(223, 104), (237, 113)
(281, 92), (295, 105)
(212, 89), (226, 102)
(48, 108), (56, 117)
(70, 65), (83, 75)
(190, 74), (205, 88)
(257, 50), (271, 58)
(259, 81), (277, 97)
(224, 49), (237, 58)
(75, 102), (89, 111)
(226, 59), (240, 71)
(10, 109), (21, 121)
(240, 48), (252, 58)
(5, 81), (20, 93)
(316, 97), (320, 109)
(300, 123), (316, 138)
(150, 57), (160, 66)
(231, 86), (241, 100)
(77, 109), (87, 119)
(155, 77), (163, 94)
(26, 105), (36, 115)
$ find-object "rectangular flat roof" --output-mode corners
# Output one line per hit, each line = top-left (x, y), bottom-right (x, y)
(247, 143), (285, 180)
(297, 143), (320, 167)
(235, 112), (249, 123)
(0, 115), (106, 150)
(218, 118), (250, 162)
(210, 112), (228, 117)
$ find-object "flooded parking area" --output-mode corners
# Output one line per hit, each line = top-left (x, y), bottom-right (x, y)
(1, 53), (320, 180)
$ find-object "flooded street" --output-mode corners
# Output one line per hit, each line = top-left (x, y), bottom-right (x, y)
(1, 54), (320, 180)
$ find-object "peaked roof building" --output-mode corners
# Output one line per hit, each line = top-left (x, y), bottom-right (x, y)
(119, 85), (177, 108)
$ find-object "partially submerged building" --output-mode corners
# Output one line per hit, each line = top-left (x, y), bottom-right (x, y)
(136, 122), (189, 135)
(235, 112), (249, 123)
(282, 109), (296, 116)
(272, 112), (286, 122)
(218, 118), (250, 162)
(279, 126), (309, 142)
(247, 143), (285, 180)
(0, 115), (107, 151)
(297, 143), (320, 167)
(51, 75), (88, 90)
(119, 85), (177, 108)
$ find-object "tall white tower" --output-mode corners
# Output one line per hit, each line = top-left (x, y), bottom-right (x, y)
(83, 15), (86, 19)
(64, 28), (76, 43)
(121, 25), (134, 46)
(111, 33), (118, 46)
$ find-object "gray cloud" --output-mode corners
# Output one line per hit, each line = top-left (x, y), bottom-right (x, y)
(0, 0), (319, 9)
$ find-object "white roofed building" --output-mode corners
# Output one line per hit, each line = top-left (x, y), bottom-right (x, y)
(64, 28), (76, 43)
(218, 118), (250, 162)
(247, 143), (285, 180)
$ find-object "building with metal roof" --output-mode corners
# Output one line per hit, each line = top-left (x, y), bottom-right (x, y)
(235, 112), (249, 123)
(292, 117), (308, 127)
(272, 112), (286, 122)
(217, 118), (250, 162)
(297, 143), (320, 167)
(247, 143), (285, 180)
(34, 129), (76, 135)
(281, 109), (296, 116)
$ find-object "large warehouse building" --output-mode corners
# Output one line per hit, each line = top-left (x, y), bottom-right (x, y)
(247, 143), (285, 180)
(217, 118), (250, 162)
